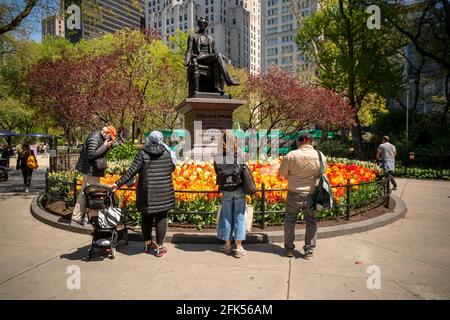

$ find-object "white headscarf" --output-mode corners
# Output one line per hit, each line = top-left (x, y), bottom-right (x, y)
(146, 131), (177, 165)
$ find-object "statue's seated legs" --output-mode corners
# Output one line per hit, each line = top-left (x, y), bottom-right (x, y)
(196, 53), (239, 86)
(187, 53), (239, 97)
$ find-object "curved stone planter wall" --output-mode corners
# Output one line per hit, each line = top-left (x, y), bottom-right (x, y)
(31, 192), (407, 244)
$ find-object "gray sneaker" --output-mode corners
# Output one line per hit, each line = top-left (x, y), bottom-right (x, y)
(219, 245), (232, 255)
(303, 252), (314, 260)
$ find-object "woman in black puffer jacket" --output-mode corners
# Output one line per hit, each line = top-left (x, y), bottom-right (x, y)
(111, 131), (176, 257)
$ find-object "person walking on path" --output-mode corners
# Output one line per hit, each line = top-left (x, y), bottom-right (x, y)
(279, 133), (327, 260)
(214, 131), (247, 258)
(376, 136), (398, 191)
(110, 131), (176, 257)
(16, 144), (37, 193)
(72, 126), (116, 225)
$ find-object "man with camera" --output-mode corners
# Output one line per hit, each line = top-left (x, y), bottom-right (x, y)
(279, 133), (327, 260)
(72, 126), (116, 225)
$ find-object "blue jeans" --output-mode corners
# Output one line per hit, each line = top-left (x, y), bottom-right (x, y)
(217, 187), (246, 241)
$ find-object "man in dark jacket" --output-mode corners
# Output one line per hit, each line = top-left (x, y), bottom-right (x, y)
(111, 131), (176, 257)
(72, 126), (116, 225)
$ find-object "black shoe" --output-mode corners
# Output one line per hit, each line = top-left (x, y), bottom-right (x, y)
(217, 88), (225, 95)
(285, 249), (294, 258)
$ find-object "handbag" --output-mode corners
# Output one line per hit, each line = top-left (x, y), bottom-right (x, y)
(313, 150), (334, 208)
(93, 157), (107, 172)
(27, 154), (38, 169)
(241, 164), (256, 195)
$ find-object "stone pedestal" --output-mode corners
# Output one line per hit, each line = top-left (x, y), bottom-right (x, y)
(175, 94), (246, 161)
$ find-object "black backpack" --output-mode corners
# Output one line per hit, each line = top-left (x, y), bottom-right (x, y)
(216, 163), (244, 191)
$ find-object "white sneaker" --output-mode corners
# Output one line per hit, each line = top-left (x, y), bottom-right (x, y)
(24, 188), (29, 193)
(234, 246), (246, 258)
(81, 217), (89, 226)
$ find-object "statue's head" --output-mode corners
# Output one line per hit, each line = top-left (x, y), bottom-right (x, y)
(197, 16), (208, 29)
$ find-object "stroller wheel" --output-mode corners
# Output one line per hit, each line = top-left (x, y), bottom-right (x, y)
(109, 247), (116, 259)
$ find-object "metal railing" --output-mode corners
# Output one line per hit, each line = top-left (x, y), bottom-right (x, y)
(45, 171), (390, 229)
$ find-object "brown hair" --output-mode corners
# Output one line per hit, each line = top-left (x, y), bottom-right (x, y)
(221, 131), (237, 154)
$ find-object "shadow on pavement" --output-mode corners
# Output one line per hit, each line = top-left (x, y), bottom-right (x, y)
(60, 240), (136, 262)
(173, 243), (220, 253)
(243, 243), (287, 257)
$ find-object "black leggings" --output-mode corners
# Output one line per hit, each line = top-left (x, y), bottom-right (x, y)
(21, 168), (33, 187)
(141, 211), (168, 245)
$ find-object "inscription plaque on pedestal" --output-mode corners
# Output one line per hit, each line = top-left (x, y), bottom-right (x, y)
(176, 96), (246, 160)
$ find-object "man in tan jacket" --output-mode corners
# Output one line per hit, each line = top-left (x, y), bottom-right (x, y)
(279, 133), (327, 259)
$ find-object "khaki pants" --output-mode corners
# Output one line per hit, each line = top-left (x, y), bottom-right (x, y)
(72, 175), (100, 223)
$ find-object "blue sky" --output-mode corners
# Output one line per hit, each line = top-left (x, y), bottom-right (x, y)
(12, 0), (59, 43)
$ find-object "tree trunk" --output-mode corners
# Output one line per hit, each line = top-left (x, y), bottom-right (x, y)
(444, 71), (450, 124)
(351, 115), (364, 160)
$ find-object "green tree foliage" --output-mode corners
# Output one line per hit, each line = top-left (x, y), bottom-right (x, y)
(296, 0), (407, 158)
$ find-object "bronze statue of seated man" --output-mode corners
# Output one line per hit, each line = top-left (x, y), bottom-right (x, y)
(184, 16), (240, 96)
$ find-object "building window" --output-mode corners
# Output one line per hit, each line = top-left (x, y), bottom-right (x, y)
(267, 47), (278, 55)
(281, 24), (293, 32)
(267, 27), (278, 34)
(281, 56), (293, 64)
(267, 38), (278, 46)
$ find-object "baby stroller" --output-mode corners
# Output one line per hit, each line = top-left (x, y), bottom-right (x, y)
(84, 184), (129, 260)
(0, 158), (8, 181)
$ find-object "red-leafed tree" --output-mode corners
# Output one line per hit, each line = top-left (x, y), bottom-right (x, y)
(26, 52), (141, 144)
(243, 66), (355, 139)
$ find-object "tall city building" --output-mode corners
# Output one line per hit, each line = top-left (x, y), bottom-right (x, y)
(63, 0), (145, 42)
(145, 0), (261, 74)
(41, 15), (65, 38)
(244, 0), (261, 74)
(261, 0), (318, 73)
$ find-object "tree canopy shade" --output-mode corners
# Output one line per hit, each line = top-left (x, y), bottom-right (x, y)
(0, 130), (51, 137)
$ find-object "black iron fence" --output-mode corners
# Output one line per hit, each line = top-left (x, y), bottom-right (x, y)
(45, 171), (390, 229)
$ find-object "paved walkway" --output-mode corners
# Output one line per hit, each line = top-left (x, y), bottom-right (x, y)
(0, 157), (449, 299)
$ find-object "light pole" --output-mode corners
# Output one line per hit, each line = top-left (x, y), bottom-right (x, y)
(404, 55), (409, 146)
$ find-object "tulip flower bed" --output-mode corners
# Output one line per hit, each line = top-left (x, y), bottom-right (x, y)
(47, 157), (383, 229)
